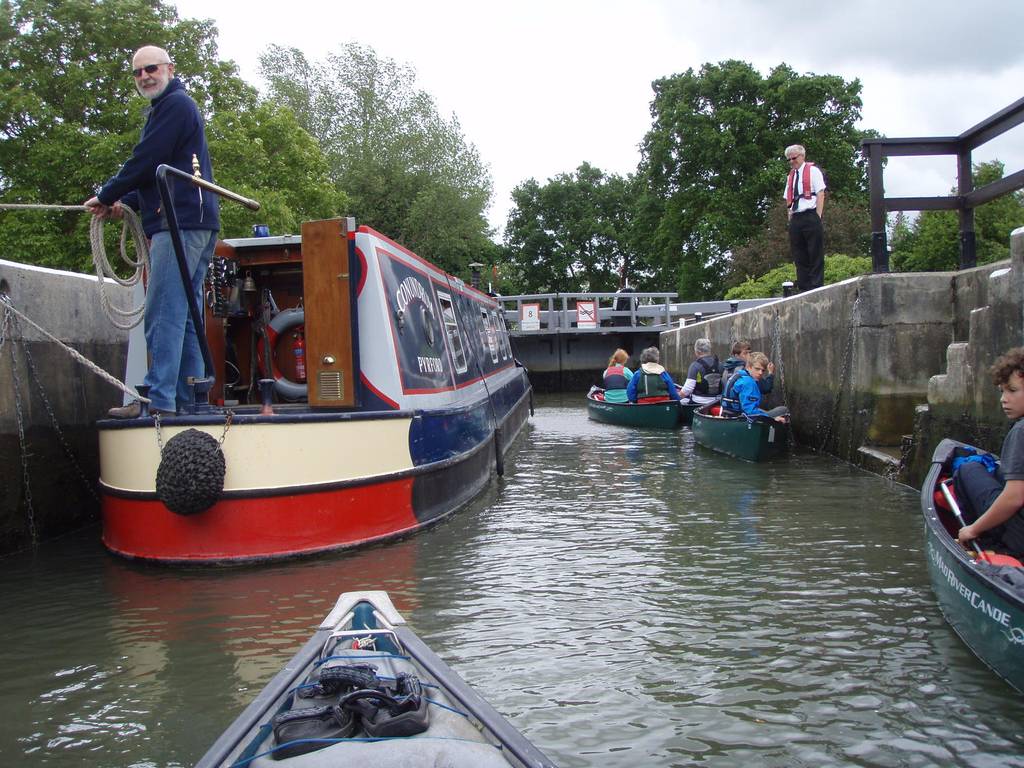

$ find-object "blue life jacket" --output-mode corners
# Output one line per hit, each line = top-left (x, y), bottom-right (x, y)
(722, 371), (743, 412)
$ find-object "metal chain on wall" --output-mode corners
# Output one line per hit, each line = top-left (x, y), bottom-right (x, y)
(1, 303), (38, 545)
(816, 290), (862, 455)
(769, 308), (794, 446)
(1, 292), (143, 546)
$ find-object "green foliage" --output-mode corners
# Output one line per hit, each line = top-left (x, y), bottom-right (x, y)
(207, 103), (348, 238)
(635, 60), (868, 300)
(503, 163), (637, 293)
(890, 160), (1024, 272)
(0, 0), (343, 272)
(724, 254), (871, 299)
(259, 43), (494, 276)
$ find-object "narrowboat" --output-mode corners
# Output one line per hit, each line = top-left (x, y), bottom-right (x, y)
(195, 591), (557, 767)
(691, 404), (788, 462)
(585, 387), (690, 428)
(98, 167), (532, 563)
(921, 438), (1024, 693)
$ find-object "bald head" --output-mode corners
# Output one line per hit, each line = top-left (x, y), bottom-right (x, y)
(131, 46), (174, 100)
(132, 46), (172, 69)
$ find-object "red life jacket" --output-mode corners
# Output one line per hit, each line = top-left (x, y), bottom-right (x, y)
(603, 364), (628, 390)
(785, 162), (816, 205)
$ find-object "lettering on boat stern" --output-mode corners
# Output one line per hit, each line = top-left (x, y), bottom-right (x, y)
(928, 541), (1024, 644)
(418, 356), (443, 373)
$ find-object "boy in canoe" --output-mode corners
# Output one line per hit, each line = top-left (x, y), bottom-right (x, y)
(955, 347), (1024, 555)
(722, 340), (774, 395)
(721, 352), (789, 422)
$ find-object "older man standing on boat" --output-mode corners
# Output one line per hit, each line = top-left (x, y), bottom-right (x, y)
(85, 45), (219, 418)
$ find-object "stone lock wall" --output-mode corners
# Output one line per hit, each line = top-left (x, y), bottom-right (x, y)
(662, 227), (1023, 487)
(0, 260), (131, 553)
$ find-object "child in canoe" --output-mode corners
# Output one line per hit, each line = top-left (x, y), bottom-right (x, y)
(602, 348), (634, 403)
(955, 347), (1024, 555)
(721, 352), (789, 422)
(722, 339), (774, 395)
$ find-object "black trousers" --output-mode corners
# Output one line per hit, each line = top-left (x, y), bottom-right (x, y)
(953, 461), (1024, 554)
(788, 211), (824, 292)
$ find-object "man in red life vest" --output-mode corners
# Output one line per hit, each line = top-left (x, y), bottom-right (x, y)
(784, 144), (827, 292)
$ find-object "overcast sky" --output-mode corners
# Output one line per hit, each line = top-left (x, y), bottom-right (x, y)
(172, 0), (1024, 237)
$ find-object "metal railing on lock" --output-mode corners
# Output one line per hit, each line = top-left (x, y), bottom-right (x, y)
(498, 292), (775, 334)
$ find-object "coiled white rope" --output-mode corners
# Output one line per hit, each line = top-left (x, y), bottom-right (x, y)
(0, 203), (150, 330)
(88, 207), (150, 329)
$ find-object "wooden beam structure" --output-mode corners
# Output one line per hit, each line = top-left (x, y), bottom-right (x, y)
(860, 96), (1024, 272)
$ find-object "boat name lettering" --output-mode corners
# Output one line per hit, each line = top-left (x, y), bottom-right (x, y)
(418, 356), (443, 373)
(928, 542), (1012, 627)
(396, 276), (430, 313)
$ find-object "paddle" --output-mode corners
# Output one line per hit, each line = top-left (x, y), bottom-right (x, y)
(939, 479), (1022, 567)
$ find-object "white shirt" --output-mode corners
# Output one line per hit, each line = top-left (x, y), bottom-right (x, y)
(784, 162), (826, 214)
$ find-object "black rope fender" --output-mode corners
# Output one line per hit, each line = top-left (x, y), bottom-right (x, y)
(155, 428), (226, 515)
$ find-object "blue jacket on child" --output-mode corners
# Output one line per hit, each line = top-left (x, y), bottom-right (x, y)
(723, 369), (772, 418)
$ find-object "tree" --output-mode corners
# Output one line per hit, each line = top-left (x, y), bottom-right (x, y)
(207, 103), (348, 239)
(259, 44), (494, 276)
(0, 0), (342, 272)
(635, 60), (868, 300)
(503, 163), (637, 293)
(890, 160), (1024, 272)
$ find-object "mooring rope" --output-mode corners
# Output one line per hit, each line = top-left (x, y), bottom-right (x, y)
(0, 202), (150, 330)
(0, 296), (150, 403)
(88, 208), (150, 329)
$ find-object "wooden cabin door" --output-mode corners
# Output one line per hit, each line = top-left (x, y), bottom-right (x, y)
(300, 218), (356, 407)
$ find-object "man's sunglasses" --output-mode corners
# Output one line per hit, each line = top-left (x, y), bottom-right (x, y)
(132, 63), (167, 78)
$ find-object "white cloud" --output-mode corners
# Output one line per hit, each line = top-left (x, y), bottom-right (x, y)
(173, 0), (1024, 237)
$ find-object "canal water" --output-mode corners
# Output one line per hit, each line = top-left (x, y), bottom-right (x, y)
(2, 394), (1023, 767)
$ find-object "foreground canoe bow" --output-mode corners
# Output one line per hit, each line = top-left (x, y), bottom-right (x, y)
(196, 591), (557, 767)
(586, 388), (693, 428)
(921, 439), (1024, 693)
(691, 404), (789, 462)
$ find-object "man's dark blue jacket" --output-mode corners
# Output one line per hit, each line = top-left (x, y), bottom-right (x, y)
(98, 77), (219, 237)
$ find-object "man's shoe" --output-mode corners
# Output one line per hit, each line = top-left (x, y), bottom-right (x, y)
(106, 402), (175, 419)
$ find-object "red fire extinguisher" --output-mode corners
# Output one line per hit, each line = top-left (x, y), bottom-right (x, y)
(292, 329), (307, 382)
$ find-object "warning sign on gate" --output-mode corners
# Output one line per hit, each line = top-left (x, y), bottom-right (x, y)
(576, 300), (597, 329)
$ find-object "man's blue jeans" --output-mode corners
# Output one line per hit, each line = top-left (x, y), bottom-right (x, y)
(143, 229), (217, 412)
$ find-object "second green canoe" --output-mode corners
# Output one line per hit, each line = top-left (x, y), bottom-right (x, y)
(587, 389), (689, 428)
(692, 405), (789, 461)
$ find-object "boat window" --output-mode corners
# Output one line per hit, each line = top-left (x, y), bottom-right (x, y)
(437, 292), (468, 373)
(480, 307), (498, 363)
(491, 309), (511, 360)
(478, 308), (490, 359)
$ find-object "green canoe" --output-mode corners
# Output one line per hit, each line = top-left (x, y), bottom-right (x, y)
(691, 405), (789, 461)
(921, 439), (1024, 693)
(586, 389), (684, 429)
